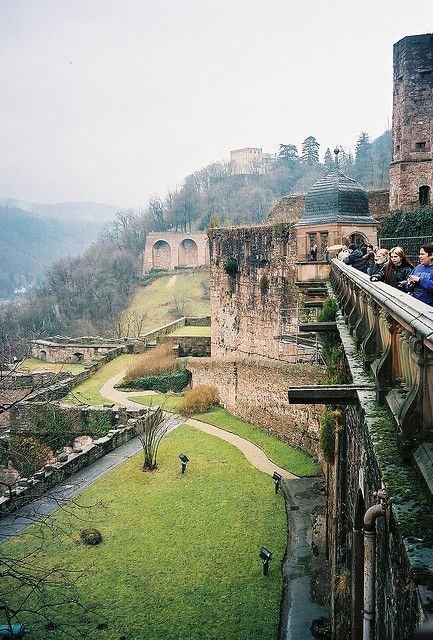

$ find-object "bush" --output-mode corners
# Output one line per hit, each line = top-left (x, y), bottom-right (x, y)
(86, 411), (112, 438)
(120, 369), (192, 393)
(224, 258), (238, 277)
(125, 343), (177, 381)
(80, 528), (103, 545)
(180, 384), (219, 415)
(319, 408), (340, 463)
(9, 434), (52, 477)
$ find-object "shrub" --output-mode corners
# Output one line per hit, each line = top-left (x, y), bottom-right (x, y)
(80, 528), (103, 545)
(86, 411), (112, 438)
(120, 369), (191, 393)
(9, 434), (52, 477)
(124, 343), (177, 381)
(180, 384), (219, 415)
(224, 258), (238, 277)
(319, 408), (341, 463)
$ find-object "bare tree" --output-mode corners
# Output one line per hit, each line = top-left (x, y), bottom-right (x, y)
(133, 406), (169, 471)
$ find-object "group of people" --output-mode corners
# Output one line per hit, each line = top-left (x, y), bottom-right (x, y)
(339, 242), (433, 307)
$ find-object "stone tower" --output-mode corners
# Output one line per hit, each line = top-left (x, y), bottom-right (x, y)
(390, 34), (433, 210)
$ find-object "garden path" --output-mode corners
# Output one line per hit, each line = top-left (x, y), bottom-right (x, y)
(101, 371), (297, 480)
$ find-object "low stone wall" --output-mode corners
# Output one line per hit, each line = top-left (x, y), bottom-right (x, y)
(188, 357), (324, 456)
(0, 421), (140, 519)
(142, 316), (211, 343)
(10, 402), (132, 431)
(158, 335), (211, 357)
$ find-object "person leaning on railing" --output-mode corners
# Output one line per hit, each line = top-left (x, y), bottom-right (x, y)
(399, 243), (433, 307)
(370, 246), (413, 288)
(343, 244), (368, 273)
(368, 248), (389, 278)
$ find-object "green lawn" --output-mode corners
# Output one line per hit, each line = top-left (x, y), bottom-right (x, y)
(5, 425), (286, 640)
(195, 408), (320, 477)
(125, 271), (210, 334)
(130, 392), (184, 412)
(168, 325), (211, 337)
(62, 354), (139, 405)
(20, 358), (86, 375)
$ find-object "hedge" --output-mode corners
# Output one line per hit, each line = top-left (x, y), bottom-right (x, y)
(119, 369), (191, 393)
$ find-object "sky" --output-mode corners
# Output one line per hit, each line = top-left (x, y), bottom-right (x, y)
(1, 0), (432, 208)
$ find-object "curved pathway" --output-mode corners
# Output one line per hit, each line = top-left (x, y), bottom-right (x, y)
(101, 370), (297, 480)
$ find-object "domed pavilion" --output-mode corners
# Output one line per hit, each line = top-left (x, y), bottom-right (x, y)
(295, 163), (378, 281)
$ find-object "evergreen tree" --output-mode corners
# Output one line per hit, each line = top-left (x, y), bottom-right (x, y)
(301, 136), (320, 165)
(354, 132), (372, 186)
(324, 148), (334, 172)
(278, 144), (299, 168)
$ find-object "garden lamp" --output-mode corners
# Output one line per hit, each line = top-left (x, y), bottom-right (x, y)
(179, 453), (189, 474)
(259, 547), (273, 576)
(272, 471), (282, 494)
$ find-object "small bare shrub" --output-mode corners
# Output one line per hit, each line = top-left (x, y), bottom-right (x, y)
(180, 384), (219, 415)
(125, 343), (176, 381)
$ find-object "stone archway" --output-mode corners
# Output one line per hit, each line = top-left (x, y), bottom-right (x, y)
(178, 238), (198, 267)
(152, 240), (172, 270)
(72, 352), (84, 363)
(347, 232), (368, 249)
(39, 350), (47, 361)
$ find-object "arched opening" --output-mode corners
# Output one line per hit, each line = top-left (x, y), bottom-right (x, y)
(72, 352), (84, 363)
(152, 240), (172, 270)
(347, 232), (367, 250)
(419, 185), (431, 207)
(178, 238), (198, 267)
(351, 490), (366, 640)
(39, 350), (47, 361)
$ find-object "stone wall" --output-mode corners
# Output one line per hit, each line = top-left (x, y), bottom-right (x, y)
(209, 224), (300, 361)
(31, 340), (130, 364)
(158, 335), (211, 357)
(188, 357), (324, 456)
(390, 34), (433, 210)
(0, 421), (139, 518)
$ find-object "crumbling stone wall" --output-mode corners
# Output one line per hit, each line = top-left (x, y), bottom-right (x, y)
(142, 232), (209, 272)
(188, 357), (324, 455)
(31, 340), (128, 364)
(390, 34), (433, 210)
(209, 224), (299, 361)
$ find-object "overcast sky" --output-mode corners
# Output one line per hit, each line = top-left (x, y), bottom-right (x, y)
(1, 0), (432, 208)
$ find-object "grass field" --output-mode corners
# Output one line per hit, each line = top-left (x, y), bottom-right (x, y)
(130, 392), (184, 412)
(5, 425), (286, 640)
(168, 325), (211, 336)
(195, 408), (320, 477)
(125, 271), (210, 334)
(20, 358), (86, 375)
(61, 354), (139, 405)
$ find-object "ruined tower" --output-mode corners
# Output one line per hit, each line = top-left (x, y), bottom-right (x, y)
(390, 34), (433, 210)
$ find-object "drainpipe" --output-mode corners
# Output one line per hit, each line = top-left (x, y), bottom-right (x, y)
(363, 491), (387, 640)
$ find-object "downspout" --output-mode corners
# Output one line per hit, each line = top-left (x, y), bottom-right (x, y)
(363, 491), (387, 640)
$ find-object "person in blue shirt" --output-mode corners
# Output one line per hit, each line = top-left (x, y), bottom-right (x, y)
(401, 243), (433, 307)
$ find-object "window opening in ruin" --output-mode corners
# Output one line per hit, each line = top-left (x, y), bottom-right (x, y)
(419, 185), (431, 207)
(40, 350), (47, 361)
(347, 232), (367, 249)
(72, 352), (84, 363)
(319, 232), (329, 261)
(416, 141), (426, 151)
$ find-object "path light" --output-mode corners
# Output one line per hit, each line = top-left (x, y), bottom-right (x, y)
(179, 453), (189, 474)
(272, 471), (282, 494)
(259, 547), (273, 576)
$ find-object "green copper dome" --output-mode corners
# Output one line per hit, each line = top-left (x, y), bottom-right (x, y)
(296, 171), (377, 226)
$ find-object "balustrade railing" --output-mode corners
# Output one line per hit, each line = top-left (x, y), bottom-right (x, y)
(330, 259), (433, 449)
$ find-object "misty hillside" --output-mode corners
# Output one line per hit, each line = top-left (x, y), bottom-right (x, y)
(0, 206), (103, 299)
(0, 198), (120, 223)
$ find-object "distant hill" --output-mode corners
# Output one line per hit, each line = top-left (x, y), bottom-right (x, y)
(0, 198), (120, 223)
(0, 206), (103, 299)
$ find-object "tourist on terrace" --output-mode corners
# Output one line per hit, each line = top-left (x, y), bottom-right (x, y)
(343, 244), (368, 273)
(400, 243), (433, 307)
(368, 248), (389, 278)
(370, 246), (413, 288)
(362, 243), (376, 271)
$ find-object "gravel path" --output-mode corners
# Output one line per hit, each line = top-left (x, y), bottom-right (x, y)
(101, 371), (298, 480)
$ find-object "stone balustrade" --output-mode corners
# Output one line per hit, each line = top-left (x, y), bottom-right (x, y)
(330, 258), (433, 450)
